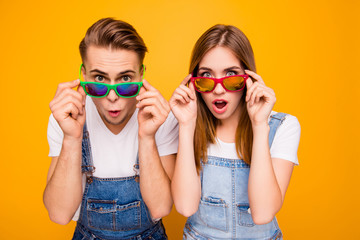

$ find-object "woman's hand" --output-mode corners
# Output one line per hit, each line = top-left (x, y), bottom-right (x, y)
(245, 70), (276, 127)
(169, 75), (197, 126)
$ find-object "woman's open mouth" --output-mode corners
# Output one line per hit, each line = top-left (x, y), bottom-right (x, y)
(212, 99), (228, 114)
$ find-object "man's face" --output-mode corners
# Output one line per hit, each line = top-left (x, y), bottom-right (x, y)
(82, 45), (142, 134)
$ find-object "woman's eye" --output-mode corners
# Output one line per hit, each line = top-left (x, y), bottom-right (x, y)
(226, 71), (237, 76)
(202, 72), (212, 78)
(122, 75), (131, 81)
(95, 75), (105, 82)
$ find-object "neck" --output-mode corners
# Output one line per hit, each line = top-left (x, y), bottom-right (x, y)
(102, 107), (136, 135)
(216, 104), (242, 143)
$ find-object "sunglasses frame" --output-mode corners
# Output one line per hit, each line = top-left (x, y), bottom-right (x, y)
(190, 74), (249, 93)
(79, 63), (145, 98)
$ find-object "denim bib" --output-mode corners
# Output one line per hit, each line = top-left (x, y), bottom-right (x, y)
(184, 113), (287, 240)
(72, 124), (167, 240)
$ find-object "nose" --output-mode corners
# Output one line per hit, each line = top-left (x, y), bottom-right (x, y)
(212, 82), (226, 95)
(106, 89), (119, 102)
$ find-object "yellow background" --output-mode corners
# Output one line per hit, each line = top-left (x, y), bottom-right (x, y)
(0, 0), (359, 239)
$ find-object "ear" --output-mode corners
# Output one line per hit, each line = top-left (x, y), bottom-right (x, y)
(80, 63), (86, 81)
(140, 64), (146, 79)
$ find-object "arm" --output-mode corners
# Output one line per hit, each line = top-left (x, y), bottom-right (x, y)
(248, 124), (294, 225)
(43, 79), (86, 224)
(136, 79), (175, 219)
(245, 70), (296, 225)
(138, 138), (175, 219)
(170, 75), (201, 217)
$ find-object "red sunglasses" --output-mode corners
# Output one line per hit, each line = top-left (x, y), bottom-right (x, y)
(191, 75), (249, 93)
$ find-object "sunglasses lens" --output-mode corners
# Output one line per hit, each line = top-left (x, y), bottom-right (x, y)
(194, 78), (214, 92)
(116, 84), (139, 97)
(223, 76), (245, 91)
(85, 83), (108, 97)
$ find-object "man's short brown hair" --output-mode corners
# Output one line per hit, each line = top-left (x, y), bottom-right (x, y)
(79, 18), (148, 65)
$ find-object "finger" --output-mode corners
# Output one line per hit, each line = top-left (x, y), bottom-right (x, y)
(77, 84), (87, 105)
(141, 79), (156, 91)
(250, 85), (266, 106)
(248, 84), (262, 106)
(245, 78), (254, 102)
(62, 102), (80, 120)
(245, 70), (265, 85)
(178, 86), (192, 102)
(254, 89), (263, 105)
(179, 84), (196, 100)
(188, 80), (197, 97)
(181, 74), (192, 86)
(136, 97), (157, 109)
(137, 97), (169, 117)
(136, 90), (170, 112)
(55, 79), (81, 97)
(171, 94), (187, 105)
(51, 89), (84, 111)
(51, 96), (84, 115)
(139, 105), (164, 121)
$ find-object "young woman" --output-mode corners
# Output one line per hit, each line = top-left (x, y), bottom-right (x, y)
(170, 25), (300, 239)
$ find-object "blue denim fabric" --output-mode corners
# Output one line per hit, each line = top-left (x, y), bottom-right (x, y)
(73, 123), (167, 240)
(183, 113), (287, 240)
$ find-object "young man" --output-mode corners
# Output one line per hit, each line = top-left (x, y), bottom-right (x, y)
(43, 18), (178, 239)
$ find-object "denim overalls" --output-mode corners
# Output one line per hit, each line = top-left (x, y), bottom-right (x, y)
(72, 124), (167, 240)
(183, 113), (287, 240)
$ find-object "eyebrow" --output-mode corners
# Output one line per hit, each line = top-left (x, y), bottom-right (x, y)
(89, 69), (136, 76)
(198, 66), (242, 72)
(224, 66), (242, 71)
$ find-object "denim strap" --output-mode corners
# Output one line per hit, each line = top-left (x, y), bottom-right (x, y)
(81, 122), (95, 174)
(133, 153), (140, 180)
(268, 112), (287, 148)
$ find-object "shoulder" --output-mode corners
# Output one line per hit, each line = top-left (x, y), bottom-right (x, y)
(270, 111), (301, 133)
(155, 111), (179, 155)
(158, 111), (179, 132)
(269, 111), (301, 165)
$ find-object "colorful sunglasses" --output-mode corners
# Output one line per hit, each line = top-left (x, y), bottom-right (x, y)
(79, 64), (145, 98)
(191, 75), (249, 93)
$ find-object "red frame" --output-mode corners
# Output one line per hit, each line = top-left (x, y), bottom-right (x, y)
(190, 75), (249, 93)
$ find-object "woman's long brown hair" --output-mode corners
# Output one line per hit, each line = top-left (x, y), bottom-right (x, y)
(190, 24), (257, 171)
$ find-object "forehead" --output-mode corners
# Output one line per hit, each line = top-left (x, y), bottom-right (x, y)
(199, 46), (241, 70)
(84, 45), (140, 72)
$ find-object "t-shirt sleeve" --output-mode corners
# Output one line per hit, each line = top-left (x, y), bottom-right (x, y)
(155, 111), (179, 156)
(270, 114), (301, 165)
(47, 114), (64, 157)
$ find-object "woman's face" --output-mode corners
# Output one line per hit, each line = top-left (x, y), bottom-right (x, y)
(197, 46), (245, 123)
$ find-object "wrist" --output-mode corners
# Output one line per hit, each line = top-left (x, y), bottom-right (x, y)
(179, 120), (196, 131)
(252, 122), (270, 134)
(138, 133), (156, 142)
(63, 134), (83, 145)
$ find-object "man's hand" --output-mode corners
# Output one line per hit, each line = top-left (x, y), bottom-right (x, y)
(136, 79), (170, 138)
(49, 79), (86, 139)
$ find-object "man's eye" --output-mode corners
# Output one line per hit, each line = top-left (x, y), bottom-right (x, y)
(122, 75), (131, 81)
(226, 71), (237, 76)
(95, 75), (105, 82)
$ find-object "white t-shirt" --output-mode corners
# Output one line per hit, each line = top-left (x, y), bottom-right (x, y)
(208, 111), (300, 165)
(47, 96), (179, 220)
